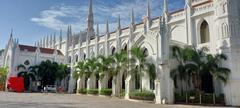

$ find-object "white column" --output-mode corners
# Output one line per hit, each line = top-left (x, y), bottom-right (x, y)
(98, 80), (102, 94)
(87, 78), (90, 90)
(125, 75), (131, 99)
(112, 77), (116, 96)
(155, 79), (162, 104)
(77, 77), (82, 93)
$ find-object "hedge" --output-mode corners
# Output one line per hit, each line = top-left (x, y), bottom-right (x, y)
(87, 89), (99, 95)
(129, 91), (155, 101)
(100, 89), (112, 96)
(78, 89), (87, 94)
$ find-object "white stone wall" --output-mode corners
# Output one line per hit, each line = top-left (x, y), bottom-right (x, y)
(1, 0), (239, 106)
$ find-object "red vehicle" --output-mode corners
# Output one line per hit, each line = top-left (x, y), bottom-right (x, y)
(7, 77), (24, 92)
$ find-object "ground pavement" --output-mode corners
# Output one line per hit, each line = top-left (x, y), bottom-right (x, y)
(0, 92), (236, 108)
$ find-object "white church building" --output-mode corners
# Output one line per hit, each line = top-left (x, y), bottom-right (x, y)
(0, 0), (240, 106)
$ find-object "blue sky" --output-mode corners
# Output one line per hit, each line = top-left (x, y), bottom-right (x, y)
(0, 0), (185, 49)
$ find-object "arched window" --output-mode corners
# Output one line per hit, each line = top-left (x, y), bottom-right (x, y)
(200, 20), (210, 43)
(83, 53), (86, 60)
(222, 23), (228, 38)
(75, 54), (78, 62)
(143, 48), (149, 57)
(122, 45), (127, 51)
(223, 3), (227, 14)
(24, 60), (30, 66)
(99, 48), (104, 55)
(68, 56), (71, 63)
(111, 47), (116, 55)
(90, 52), (95, 58)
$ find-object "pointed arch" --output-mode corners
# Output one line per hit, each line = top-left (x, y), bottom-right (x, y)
(110, 46), (116, 55)
(122, 43), (128, 51)
(75, 54), (78, 62)
(68, 56), (72, 63)
(82, 53), (86, 60)
(222, 23), (229, 38)
(200, 20), (210, 43)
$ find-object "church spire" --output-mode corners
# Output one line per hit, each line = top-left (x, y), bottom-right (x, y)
(96, 23), (99, 36)
(163, 0), (168, 20)
(131, 8), (135, 25)
(147, 0), (151, 19)
(10, 29), (13, 39)
(8, 29), (13, 44)
(59, 29), (63, 42)
(87, 0), (95, 39)
(117, 15), (121, 30)
(163, 0), (168, 14)
(185, 0), (192, 6)
(53, 32), (56, 48)
(106, 19), (109, 34)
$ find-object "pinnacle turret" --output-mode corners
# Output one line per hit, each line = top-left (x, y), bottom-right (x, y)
(87, 0), (95, 39)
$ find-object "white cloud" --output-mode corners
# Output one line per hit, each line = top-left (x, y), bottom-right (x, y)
(31, 0), (184, 35)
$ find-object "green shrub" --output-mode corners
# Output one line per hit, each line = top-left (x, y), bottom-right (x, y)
(188, 90), (200, 103)
(216, 94), (225, 104)
(202, 93), (214, 104)
(100, 89), (112, 96)
(78, 89), (87, 94)
(174, 92), (186, 103)
(87, 89), (99, 95)
(120, 90), (125, 98)
(129, 90), (155, 101)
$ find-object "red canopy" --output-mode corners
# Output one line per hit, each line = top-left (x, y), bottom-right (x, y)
(7, 77), (24, 92)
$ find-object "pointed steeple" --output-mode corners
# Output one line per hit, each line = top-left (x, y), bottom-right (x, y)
(117, 15), (121, 30)
(79, 30), (82, 44)
(87, 0), (95, 39)
(53, 33), (56, 48)
(185, 0), (192, 6)
(40, 38), (42, 47)
(50, 34), (53, 47)
(59, 29), (63, 42)
(37, 41), (40, 47)
(10, 29), (13, 39)
(96, 23), (99, 36)
(106, 19), (109, 34)
(147, 0), (151, 19)
(43, 37), (46, 47)
(163, 0), (168, 13)
(69, 26), (74, 47)
(131, 8), (135, 25)
(8, 29), (14, 45)
(163, 0), (168, 20)
(46, 35), (49, 47)
(67, 26), (69, 38)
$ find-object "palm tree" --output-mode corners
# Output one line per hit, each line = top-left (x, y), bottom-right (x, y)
(170, 46), (194, 95)
(181, 47), (231, 93)
(111, 51), (128, 96)
(84, 58), (98, 79)
(205, 54), (230, 85)
(130, 47), (156, 91)
(17, 65), (37, 91)
(96, 55), (114, 80)
(73, 61), (85, 79)
(17, 71), (36, 91)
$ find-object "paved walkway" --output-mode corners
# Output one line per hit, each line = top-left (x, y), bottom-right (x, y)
(0, 92), (235, 108)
